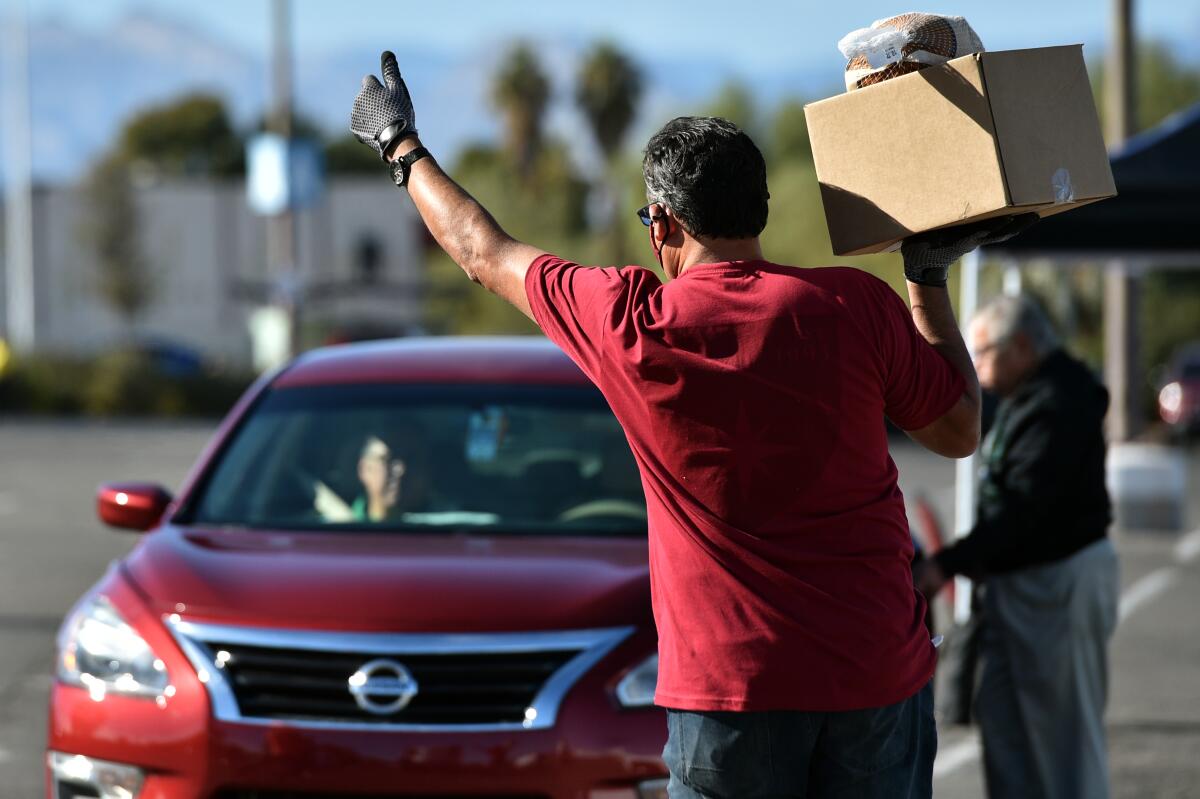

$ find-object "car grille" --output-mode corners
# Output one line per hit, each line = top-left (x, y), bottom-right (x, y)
(167, 620), (634, 731)
(210, 641), (576, 725)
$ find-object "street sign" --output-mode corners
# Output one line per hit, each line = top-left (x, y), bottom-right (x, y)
(246, 134), (324, 215)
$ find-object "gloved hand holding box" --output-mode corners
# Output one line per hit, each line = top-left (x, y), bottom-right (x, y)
(805, 44), (1117, 256)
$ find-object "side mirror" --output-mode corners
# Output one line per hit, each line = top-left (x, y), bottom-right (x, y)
(97, 482), (173, 532)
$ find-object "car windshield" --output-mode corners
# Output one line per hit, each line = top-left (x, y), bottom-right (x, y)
(184, 383), (647, 537)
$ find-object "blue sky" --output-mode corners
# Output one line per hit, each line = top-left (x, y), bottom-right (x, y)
(10, 0), (1199, 183)
(29, 0), (1200, 73)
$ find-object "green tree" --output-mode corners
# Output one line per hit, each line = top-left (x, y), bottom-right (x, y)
(76, 94), (244, 338)
(770, 98), (812, 164)
(1143, 272), (1200, 376)
(492, 44), (552, 179)
(576, 43), (642, 161)
(324, 133), (385, 174)
(576, 42), (643, 262)
(250, 111), (325, 141)
(78, 155), (152, 329)
(1135, 43), (1200, 130)
(118, 93), (243, 176)
(758, 159), (907, 289)
(422, 138), (594, 335)
(1091, 40), (1200, 140)
(704, 81), (758, 139)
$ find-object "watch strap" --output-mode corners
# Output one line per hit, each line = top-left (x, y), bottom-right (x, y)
(391, 146), (431, 188)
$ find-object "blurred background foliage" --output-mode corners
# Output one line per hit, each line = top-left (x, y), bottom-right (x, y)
(4, 36), (1199, 416)
(0, 350), (253, 417)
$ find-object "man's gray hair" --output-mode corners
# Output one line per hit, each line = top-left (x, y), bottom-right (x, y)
(642, 116), (768, 239)
(974, 294), (1061, 357)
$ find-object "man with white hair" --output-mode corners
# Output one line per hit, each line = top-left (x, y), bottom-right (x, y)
(915, 294), (1118, 799)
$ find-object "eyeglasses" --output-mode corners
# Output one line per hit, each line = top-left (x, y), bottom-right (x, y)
(636, 204), (660, 227)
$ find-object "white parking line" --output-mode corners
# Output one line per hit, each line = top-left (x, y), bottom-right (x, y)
(935, 532), (1199, 781)
(1118, 567), (1178, 622)
(1174, 528), (1200, 564)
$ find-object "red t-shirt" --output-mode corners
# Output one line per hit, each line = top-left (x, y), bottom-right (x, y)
(525, 255), (964, 712)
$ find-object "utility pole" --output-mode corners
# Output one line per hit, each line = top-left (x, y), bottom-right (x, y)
(1104, 0), (1140, 441)
(3, 0), (36, 352)
(269, 0), (299, 357)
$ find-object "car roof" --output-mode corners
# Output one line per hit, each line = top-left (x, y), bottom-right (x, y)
(273, 336), (592, 388)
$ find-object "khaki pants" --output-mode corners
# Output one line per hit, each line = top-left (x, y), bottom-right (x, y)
(976, 538), (1119, 799)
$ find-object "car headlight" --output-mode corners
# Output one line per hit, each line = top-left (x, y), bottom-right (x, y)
(615, 654), (658, 707)
(57, 594), (169, 700)
(1160, 381), (1184, 422)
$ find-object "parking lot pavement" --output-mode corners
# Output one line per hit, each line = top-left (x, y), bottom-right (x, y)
(0, 420), (1196, 797)
(0, 419), (215, 797)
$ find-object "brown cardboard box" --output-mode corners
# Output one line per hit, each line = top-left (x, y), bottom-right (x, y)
(804, 45), (1117, 256)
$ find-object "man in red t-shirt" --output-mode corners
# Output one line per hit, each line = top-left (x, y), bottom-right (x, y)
(352, 52), (1033, 799)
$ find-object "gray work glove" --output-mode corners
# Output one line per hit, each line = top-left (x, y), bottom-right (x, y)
(350, 50), (417, 161)
(901, 214), (1039, 287)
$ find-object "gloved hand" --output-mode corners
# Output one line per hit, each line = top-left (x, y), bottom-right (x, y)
(901, 213), (1039, 287)
(350, 50), (418, 161)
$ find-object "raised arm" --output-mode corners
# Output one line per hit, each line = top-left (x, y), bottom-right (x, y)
(391, 137), (541, 320)
(350, 51), (542, 321)
(898, 214), (1039, 458)
(902, 283), (981, 458)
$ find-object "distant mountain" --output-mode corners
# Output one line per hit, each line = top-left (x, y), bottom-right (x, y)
(11, 9), (839, 184)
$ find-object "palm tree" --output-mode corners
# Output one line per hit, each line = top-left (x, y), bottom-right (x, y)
(576, 43), (642, 162)
(492, 44), (551, 180)
(575, 43), (642, 261)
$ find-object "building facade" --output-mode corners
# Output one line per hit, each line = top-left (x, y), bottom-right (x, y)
(0, 177), (423, 369)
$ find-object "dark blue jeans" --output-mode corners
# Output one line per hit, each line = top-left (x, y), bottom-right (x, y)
(662, 682), (935, 799)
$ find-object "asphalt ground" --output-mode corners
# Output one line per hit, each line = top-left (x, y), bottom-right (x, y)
(0, 419), (1197, 797)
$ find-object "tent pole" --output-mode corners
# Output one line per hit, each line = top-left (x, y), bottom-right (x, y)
(953, 249), (981, 623)
(1103, 0), (1141, 442)
(1105, 260), (1143, 441)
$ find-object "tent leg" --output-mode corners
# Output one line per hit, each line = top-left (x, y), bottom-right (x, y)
(1104, 260), (1143, 442)
(952, 250), (981, 624)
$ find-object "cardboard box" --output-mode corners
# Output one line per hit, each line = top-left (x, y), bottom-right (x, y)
(804, 45), (1117, 256)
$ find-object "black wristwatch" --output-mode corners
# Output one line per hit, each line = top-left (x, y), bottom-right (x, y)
(390, 146), (431, 188)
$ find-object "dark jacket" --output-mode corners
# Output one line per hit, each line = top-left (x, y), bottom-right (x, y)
(935, 349), (1111, 580)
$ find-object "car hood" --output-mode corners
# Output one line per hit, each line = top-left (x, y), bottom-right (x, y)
(122, 525), (651, 632)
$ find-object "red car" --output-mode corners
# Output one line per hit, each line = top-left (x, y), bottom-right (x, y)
(48, 337), (667, 799)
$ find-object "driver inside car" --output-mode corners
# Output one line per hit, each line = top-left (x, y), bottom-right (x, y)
(351, 434), (407, 522)
(314, 433), (420, 523)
